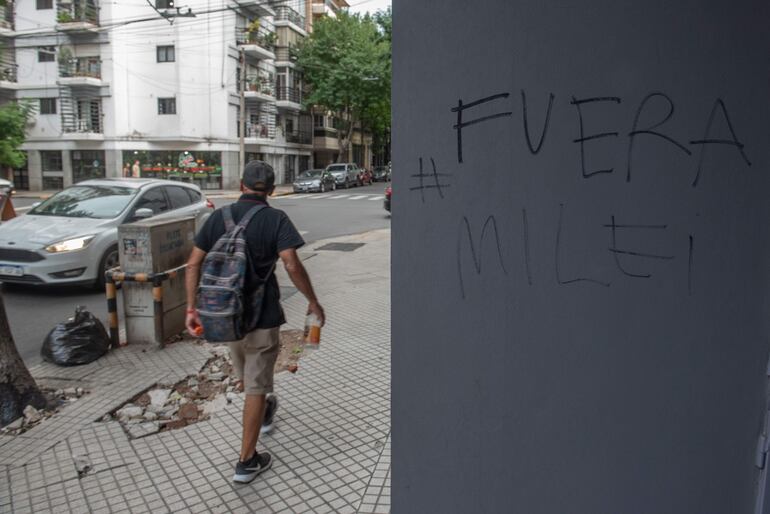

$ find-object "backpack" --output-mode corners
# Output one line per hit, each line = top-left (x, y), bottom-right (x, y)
(196, 204), (273, 343)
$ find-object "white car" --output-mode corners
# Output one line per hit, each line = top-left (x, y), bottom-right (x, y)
(0, 178), (214, 288)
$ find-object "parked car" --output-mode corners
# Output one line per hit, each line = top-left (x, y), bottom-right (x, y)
(0, 178), (16, 196)
(357, 168), (373, 186)
(384, 185), (392, 213)
(372, 165), (390, 182)
(293, 169), (336, 193)
(325, 163), (360, 189)
(0, 178), (214, 289)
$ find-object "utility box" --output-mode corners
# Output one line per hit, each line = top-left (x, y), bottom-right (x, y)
(118, 217), (196, 345)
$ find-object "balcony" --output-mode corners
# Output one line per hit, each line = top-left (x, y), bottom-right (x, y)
(0, 55), (17, 91)
(232, 1), (275, 17)
(56, 0), (99, 32)
(274, 5), (306, 35)
(62, 99), (102, 138)
(58, 57), (102, 87)
(243, 122), (275, 141)
(274, 46), (298, 65)
(243, 76), (275, 102)
(285, 130), (312, 145)
(275, 86), (302, 110)
(235, 29), (276, 61)
(0, 3), (14, 35)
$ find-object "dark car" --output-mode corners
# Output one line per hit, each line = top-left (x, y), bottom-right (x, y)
(293, 169), (336, 193)
(384, 185), (391, 213)
(372, 165), (390, 182)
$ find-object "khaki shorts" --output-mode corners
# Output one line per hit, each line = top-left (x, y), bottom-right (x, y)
(228, 328), (280, 395)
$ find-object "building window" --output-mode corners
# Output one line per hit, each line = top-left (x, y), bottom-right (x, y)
(36, 0), (53, 9)
(156, 45), (175, 63)
(286, 118), (295, 134)
(158, 98), (176, 115)
(41, 151), (63, 171)
(314, 115), (324, 128)
(39, 98), (57, 115)
(38, 46), (55, 62)
(72, 150), (105, 183)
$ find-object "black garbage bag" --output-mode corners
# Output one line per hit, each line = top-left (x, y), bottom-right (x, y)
(41, 306), (111, 366)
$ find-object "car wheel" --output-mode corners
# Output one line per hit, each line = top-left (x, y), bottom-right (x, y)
(332, 182), (337, 191)
(94, 244), (120, 291)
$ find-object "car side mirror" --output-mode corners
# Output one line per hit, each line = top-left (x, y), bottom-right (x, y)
(131, 208), (154, 221)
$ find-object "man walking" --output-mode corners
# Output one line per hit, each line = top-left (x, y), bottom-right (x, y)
(185, 160), (325, 483)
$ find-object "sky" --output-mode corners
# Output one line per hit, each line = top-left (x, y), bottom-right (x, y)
(347, 0), (392, 15)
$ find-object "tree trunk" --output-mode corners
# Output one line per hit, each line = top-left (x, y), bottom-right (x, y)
(0, 291), (44, 426)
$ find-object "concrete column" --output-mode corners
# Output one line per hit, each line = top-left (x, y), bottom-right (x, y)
(221, 150), (240, 189)
(27, 151), (42, 192)
(62, 150), (73, 188)
(105, 149), (123, 178)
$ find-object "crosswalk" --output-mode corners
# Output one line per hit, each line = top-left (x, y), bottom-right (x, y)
(277, 193), (383, 202)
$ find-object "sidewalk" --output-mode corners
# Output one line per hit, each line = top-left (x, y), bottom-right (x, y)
(12, 185), (295, 201)
(0, 229), (391, 514)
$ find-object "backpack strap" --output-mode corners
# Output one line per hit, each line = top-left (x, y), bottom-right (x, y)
(222, 205), (236, 232)
(237, 204), (268, 229)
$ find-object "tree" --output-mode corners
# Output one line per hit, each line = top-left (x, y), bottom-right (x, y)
(295, 11), (390, 162)
(0, 292), (45, 426)
(0, 100), (32, 181)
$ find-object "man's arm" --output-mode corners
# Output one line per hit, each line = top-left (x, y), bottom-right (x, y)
(279, 247), (325, 326)
(184, 246), (207, 334)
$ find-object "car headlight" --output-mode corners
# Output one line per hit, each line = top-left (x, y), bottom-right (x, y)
(45, 235), (96, 253)
(312, 180), (321, 186)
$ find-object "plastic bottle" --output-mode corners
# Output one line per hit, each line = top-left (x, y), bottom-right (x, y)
(304, 313), (321, 349)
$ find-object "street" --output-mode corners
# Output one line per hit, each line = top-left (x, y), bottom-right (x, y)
(4, 181), (390, 367)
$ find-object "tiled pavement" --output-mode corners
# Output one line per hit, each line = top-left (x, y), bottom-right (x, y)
(0, 229), (391, 513)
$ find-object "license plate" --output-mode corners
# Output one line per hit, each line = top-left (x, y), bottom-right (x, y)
(0, 264), (23, 277)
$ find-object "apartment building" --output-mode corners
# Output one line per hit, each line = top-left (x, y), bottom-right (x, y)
(1, 0), (314, 191)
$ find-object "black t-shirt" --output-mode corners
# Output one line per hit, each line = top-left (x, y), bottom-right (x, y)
(194, 194), (304, 329)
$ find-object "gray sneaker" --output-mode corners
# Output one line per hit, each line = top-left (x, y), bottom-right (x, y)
(233, 451), (272, 483)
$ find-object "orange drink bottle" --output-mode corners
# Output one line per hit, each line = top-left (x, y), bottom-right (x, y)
(304, 313), (321, 349)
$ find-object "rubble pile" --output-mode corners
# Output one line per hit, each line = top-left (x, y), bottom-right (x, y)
(108, 350), (238, 438)
(0, 387), (88, 436)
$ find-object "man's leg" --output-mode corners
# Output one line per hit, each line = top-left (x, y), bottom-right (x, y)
(240, 394), (266, 461)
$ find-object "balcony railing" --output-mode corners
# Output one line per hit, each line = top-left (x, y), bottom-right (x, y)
(243, 122), (274, 139)
(274, 46), (298, 63)
(0, 3), (13, 31)
(59, 57), (101, 79)
(57, 0), (99, 26)
(0, 55), (17, 83)
(285, 130), (312, 145)
(274, 5), (305, 28)
(235, 29), (277, 51)
(243, 76), (275, 97)
(276, 86), (301, 104)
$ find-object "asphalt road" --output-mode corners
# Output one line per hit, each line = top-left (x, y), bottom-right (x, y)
(4, 181), (390, 367)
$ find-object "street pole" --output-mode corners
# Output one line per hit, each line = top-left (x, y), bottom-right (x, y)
(239, 47), (246, 173)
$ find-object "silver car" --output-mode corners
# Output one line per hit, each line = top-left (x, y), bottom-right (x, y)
(0, 178), (214, 288)
(325, 163), (360, 189)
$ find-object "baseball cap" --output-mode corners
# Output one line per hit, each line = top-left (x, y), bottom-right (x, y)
(242, 160), (275, 191)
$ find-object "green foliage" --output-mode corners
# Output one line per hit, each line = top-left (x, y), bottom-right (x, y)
(295, 11), (390, 154)
(0, 101), (32, 170)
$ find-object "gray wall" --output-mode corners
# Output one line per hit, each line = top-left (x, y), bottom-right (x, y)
(392, 1), (770, 512)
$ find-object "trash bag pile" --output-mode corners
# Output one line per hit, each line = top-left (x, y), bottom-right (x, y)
(41, 306), (111, 366)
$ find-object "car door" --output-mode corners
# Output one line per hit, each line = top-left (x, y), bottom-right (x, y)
(125, 186), (170, 222)
(162, 185), (208, 231)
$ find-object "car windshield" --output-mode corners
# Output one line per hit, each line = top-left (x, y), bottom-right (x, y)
(30, 185), (138, 219)
(326, 165), (346, 172)
(298, 170), (322, 179)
